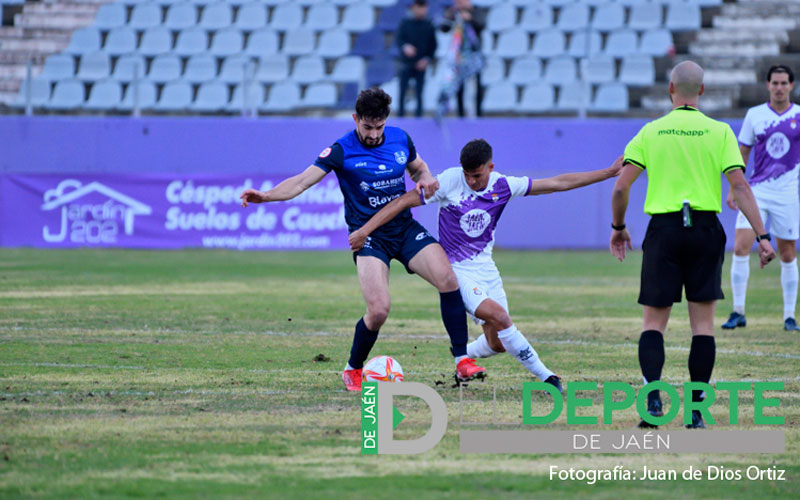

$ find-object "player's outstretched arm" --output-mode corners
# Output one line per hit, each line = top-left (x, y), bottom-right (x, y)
(406, 154), (439, 199)
(609, 162), (642, 262)
(726, 168), (775, 268)
(240, 165), (327, 207)
(528, 156), (623, 195)
(349, 191), (424, 251)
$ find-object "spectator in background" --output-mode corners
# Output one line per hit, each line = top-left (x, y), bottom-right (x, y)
(396, 0), (437, 117)
(440, 0), (486, 117)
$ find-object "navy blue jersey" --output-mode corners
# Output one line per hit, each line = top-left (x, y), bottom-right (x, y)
(314, 126), (418, 233)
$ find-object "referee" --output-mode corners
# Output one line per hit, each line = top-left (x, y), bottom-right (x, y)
(609, 61), (776, 429)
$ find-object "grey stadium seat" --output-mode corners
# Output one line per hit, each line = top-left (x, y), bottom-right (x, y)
(487, 3), (516, 33)
(282, 28), (315, 56)
(111, 54), (146, 82)
(508, 55), (542, 85)
(639, 29), (673, 56)
(532, 29), (565, 58)
(262, 81), (301, 111)
(592, 3), (624, 32)
(64, 27), (101, 55)
(183, 54), (218, 83)
(155, 80), (193, 111)
(329, 55), (365, 83)
(494, 28), (530, 58)
(48, 79), (85, 110)
(139, 27), (173, 57)
(591, 83), (629, 112)
(103, 27), (137, 56)
(219, 54), (255, 83)
(481, 56), (506, 85)
(341, 3), (375, 33)
(520, 4), (552, 32)
(128, 3), (163, 30)
(604, 29), (638, 57)
(76, 51), (111, 81)
(556, 81), (587, 111)
(301, 82), (337, 108)
(199, 3), (233, 30)
(619, 55), (655, 86)
(94, 3), (126, 31)
(174, 27), (209, 56)
(210, 28), (244, 56)
(290, 55), (325, 84)
(583, 56), (615, 84)
(543, 56), (577, 85)
(14, 78), (51, 108)
(305, 4), (338, 31)
(317, 29), (351, 58)
(227, 81), (264, 112)
(148, 55), (183, 82)
(666, 4), (701, 31)
(556, 3), (589, 32)
(245, 28), (279, 56)
(164, 3), (198, 31)
(567, 30), (602, 57)
(192, 80), (229, 112)
(120, 80), (157, 110)
(628, 2), (663, 31)
(235, 2), (268, 31)
(482, 81), (517, 113)
(39, 53), (75, 81)
(85, 79), (122, 110)
(256, 54), (289, 82)
(269, 3), (303, 31)
(519, 82), (554, 113)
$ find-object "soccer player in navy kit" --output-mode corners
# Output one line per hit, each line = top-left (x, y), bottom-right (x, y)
(240, 88), (486, 391)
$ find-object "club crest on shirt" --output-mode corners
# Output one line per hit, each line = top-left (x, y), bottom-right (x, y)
(394, 151), (407, 165)
(472, 287), (482, 296)
(491, 193), (499, 202)
(792, 119), (797, 129)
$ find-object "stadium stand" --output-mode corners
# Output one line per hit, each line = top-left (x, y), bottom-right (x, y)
(0, 0), (799, 116)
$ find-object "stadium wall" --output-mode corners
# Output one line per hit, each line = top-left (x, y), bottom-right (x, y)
(0, 117), (747, 250)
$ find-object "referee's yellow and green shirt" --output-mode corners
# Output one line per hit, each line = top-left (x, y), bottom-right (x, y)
(623, 105), (745, 215)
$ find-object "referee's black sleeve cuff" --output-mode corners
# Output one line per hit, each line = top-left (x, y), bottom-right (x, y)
(723, 165), (745, 174)
(624, 158), (645, 170)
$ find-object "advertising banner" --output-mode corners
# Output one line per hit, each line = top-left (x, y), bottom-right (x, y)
(0, 173), (348, 249)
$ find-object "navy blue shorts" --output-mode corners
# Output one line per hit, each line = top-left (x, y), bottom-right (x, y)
(351, 219), (438, 273)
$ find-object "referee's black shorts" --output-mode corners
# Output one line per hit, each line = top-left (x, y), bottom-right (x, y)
(638, 211), (726, 307)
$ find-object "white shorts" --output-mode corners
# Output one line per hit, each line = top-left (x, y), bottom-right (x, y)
(735, 186), (800, 240)
(454, 264), (509, 326)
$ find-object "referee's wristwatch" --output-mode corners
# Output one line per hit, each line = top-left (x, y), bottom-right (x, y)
(756, 233), (771, 243)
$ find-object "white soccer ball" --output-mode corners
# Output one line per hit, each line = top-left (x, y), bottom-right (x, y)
(362, 355), (404, 382)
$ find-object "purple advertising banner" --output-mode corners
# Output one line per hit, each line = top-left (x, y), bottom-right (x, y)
(0, 173), (348, 249)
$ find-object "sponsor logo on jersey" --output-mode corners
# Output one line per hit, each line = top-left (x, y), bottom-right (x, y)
(372, 177), (404, 190)
(415, 231), (428, 241)
(766, 132), (790, 159)
(656, 128), (709, 137)
(319, 147), (332, 158)
(459, 209), (492, 238)
(355, 161), (368, 168)
(360, 181), (370, 192)
(394, 151), (407, 165)
(368, 193), (401, 208)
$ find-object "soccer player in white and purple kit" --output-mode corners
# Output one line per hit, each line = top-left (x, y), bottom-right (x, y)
(350, 139), (622, 387)
(723, 65), (800, 331)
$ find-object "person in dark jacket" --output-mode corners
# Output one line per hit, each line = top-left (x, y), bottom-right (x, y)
(396, 0), (438, 117)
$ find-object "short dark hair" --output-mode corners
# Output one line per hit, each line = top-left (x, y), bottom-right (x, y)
(412, 0), (427, 6)
(460, 139), (493, 171)
(355, 88), (392, 120)
(767, 65), (794, 83)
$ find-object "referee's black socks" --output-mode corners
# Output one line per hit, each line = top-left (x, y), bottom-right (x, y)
(639, 330), (665, 405)
(688, 335), (716, 403)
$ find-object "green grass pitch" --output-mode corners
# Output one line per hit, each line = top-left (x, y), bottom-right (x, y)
(0, 248), (797, 498)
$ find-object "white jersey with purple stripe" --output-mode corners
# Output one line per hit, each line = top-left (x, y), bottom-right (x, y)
(738, 102), (800, 194)
(422, 167), (531, 268)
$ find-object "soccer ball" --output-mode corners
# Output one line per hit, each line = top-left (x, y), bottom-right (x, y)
(362, 355), (404, 382)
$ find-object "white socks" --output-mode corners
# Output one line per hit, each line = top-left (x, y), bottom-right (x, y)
(497, 325), (554, 381)
(731, 254), (750, 314)
(781, 258), (798, 320)
(467, 334), (501, 359)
